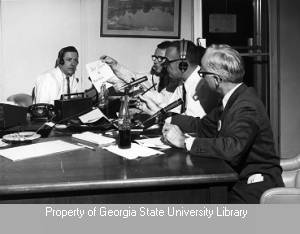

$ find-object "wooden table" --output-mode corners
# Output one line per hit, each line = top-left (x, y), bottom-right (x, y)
(0, 134), (237, 203)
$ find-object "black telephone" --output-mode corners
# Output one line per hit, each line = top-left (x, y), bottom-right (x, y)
(28, 103), (55, 121)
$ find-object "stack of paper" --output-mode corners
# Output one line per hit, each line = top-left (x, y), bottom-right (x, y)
(103, 143), (164, 160)
(0, 140), (82, 161)
(72, 131), (115, 145)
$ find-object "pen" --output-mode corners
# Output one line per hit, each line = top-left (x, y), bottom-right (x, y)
(77, 143), (96, 151)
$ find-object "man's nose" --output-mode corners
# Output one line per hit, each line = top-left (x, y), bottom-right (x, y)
(71, 60), (78, 66)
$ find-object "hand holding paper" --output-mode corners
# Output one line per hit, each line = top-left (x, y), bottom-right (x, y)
(86, 60), (116, 92)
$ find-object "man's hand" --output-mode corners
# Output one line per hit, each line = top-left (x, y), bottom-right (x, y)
(162, 123), (186, 148)
(100, 55), (128, 91)
(137, 95), (160, 115)
(100, 55), (118, 70)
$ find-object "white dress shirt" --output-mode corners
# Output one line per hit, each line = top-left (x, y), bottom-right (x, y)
(34, 67), (81, 104)
(167, 66), (206, 118)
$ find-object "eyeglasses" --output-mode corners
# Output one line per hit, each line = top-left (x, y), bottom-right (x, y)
(163, 58), (182, 66)
(198, 70), (220, 78)
(151, 55), (166, 63)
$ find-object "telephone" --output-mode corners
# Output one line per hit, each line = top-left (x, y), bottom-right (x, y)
(28, 103), (55, 121)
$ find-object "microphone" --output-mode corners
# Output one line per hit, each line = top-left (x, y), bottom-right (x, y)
(120, 76), (148, 90)
(141, 99), (183, 129)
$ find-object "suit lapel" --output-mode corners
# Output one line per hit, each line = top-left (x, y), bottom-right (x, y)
(220, 83), (248, 120)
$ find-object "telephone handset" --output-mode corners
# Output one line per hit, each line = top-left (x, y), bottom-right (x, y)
(28, 103), (55, 121)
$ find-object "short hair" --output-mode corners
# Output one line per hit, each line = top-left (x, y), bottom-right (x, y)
(202, 44), (245, 83)
(168, 40), (198, 65)
(157, 41), (172, 50)
(55, 46), (78, 68)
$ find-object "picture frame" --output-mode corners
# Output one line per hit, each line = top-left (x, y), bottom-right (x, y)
(100, 0), (181, 38)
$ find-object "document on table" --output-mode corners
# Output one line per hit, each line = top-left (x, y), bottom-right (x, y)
(86, 60), (115, 92)
(72, 131), (115, 145)
(78, 108), (107, 124)
(103, 143), (164, 160)
(0, 140), (83, 161)
(135, 137), (171, 149)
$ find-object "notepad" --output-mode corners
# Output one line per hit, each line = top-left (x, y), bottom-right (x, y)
(103, 143), (164, 160)
(72, 131), (115, 145)
(0, 140), (82, 161)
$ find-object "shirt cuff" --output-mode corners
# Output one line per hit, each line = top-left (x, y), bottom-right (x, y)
(185, 137), (195, 151)
(165, 117), (172, 123)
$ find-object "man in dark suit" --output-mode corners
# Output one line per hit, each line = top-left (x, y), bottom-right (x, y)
(162, 44), (284, 203)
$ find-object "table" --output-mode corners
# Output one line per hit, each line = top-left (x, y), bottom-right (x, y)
(0, 134), (237, 203)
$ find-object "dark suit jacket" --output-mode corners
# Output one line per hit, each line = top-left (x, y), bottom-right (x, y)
(171, 84), (283, 203)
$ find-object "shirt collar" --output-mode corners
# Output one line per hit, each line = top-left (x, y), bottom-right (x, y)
(222, 83), (243, 109)
(57, 67), (73, 79)
(184, 66), (200, 87)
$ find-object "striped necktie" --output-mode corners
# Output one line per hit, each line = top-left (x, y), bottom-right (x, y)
(180, 84), (187, 113)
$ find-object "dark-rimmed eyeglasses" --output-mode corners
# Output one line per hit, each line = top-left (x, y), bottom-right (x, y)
(163, 58), (182, 66)
(151, 55), (166, 63)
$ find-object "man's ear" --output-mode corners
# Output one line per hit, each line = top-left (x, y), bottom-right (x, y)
(214, 75), (222, 83)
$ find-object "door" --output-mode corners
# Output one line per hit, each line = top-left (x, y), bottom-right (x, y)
(202, 0), (270, 114)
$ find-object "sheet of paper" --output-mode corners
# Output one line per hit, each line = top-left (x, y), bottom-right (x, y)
(135, 137), (171, 149)
(78, 108), (107, 124)
(103, 143), (164, 160)
(0, 140), (82, 161)
(72, 131), (115, 145)
(86, 60), (116, 92)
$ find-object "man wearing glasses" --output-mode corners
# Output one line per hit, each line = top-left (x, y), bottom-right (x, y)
(100, 41), (179, 110)
(141, 40), (220, 118)
(162, 44), (284, 203)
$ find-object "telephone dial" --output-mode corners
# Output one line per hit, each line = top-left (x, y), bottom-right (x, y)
(28, 103), (55, 121)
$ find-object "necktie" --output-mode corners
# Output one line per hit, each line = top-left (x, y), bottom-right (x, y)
(66, 76), (70, 95)
(217, 101), (224, 132)
(180, 84), (187, 113)
(217, 100), (224, 117)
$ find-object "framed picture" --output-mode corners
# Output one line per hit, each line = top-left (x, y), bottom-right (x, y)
(100, 0), (181, 38)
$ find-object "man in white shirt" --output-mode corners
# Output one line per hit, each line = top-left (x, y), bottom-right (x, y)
(140, 40), (218, 118)
(100, 41), (179, 113)
(34, 46), (81, 104)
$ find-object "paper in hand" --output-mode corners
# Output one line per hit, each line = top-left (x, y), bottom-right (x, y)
(86, 60), (115, 92)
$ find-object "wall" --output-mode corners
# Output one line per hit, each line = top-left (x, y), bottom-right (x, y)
(279, 0), (300, 157)
(0, 0), (82, 99)
(0, 0), (193, 100)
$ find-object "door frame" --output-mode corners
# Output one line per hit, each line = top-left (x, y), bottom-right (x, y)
(193, 0), (280, 153)
(268, 0), (280, 153)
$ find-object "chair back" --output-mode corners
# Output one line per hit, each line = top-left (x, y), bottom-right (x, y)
(260, 154), (300, 203)
(260, 171), (300, 204)
(281, 154), (300, 187)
